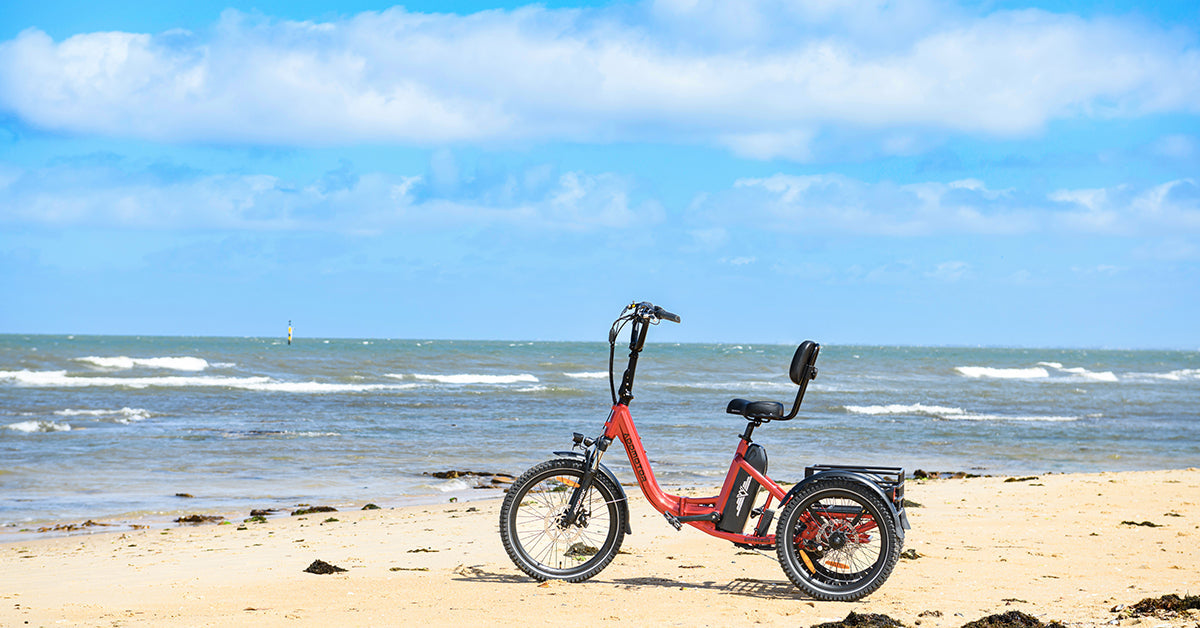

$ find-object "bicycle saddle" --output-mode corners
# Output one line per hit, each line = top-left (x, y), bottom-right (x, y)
(726, 398), (784, 420)
(726, 341), (820, 422)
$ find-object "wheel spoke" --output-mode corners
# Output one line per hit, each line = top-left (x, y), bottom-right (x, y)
(500, 460), (625, 581)
(776, 480), (899, 601)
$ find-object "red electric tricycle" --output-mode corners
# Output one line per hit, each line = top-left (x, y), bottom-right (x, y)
(499, 302), (909, 601)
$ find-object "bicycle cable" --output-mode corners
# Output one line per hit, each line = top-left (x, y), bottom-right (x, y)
(607, 303), (662, 404)
(608, 307), (633, 405)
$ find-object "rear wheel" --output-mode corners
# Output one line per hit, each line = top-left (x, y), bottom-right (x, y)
(776, 478), (900, 601)
(499, 458), (625, 582)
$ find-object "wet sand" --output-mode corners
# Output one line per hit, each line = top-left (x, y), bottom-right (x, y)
(2, 469), (1198, 627)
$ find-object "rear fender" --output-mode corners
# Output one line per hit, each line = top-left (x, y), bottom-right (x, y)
(553, 451), (632, 535)
(782, 470), (907, 539)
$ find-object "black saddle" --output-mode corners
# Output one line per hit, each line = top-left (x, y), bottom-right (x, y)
(726, 340), (820, 423)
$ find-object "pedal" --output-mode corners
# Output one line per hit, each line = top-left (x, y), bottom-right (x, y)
(663, 512), (683, 531)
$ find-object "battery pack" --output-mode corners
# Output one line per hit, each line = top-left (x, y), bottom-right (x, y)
(717, 443), (768, 533)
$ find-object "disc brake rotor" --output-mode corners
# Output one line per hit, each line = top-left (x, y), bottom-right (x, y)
(546, 508), (587, 544)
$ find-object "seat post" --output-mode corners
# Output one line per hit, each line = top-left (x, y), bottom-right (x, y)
(740, 420), (760, 442)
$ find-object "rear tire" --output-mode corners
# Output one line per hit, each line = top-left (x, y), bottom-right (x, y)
(776, 478), (900, 601)
(499, 458), (625, 582)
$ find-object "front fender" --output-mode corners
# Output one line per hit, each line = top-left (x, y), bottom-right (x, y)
(553, 451), (633, 535)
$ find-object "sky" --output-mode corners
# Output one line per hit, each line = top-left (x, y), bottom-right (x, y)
(1, 1), (1198, 348)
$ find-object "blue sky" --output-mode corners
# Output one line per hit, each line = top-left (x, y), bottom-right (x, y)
(1, 1), (1198, 347)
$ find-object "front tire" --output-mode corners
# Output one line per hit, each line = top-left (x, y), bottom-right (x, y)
(776, 478), (900, 601)
(499, 458), (625, 582)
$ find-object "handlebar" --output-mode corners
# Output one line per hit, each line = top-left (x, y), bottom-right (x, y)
(629, 301), (681, 324)
(653, 306), (680, 323)
(610, 301), (679, 405)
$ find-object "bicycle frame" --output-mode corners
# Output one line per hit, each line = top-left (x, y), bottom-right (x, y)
(602, 402), (786, 546)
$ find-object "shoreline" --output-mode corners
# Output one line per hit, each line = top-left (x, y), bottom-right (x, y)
(2, 468), (1199, 626)
(1, 465), (1185, 544)
(2, 465), (1195, 542)
(0, 484), (509, 544)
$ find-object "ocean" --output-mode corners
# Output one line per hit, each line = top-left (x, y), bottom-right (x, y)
(2, 334), (1198, 529)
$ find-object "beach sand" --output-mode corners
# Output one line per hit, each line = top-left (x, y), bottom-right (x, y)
(2, 468), (1198, 627)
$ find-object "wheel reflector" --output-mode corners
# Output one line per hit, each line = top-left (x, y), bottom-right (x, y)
(799, 549), (816, 572)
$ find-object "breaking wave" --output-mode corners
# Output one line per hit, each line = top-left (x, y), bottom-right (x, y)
(75, 356), (210, 372)
(564, 371), (607, 379)
(403, 373), (539, 385)
(844, 403), (967, 417)
(955, 366), (1049, 379)
(54, 407), (151, 423)
(957, 363), (1119, 382)
(5, 420), (72, 433)
(0, 370), (415, 393)
(843, 403), (1077, 422)
(1058, 366), (1118, 382)
(1126, 368), (1200, 382)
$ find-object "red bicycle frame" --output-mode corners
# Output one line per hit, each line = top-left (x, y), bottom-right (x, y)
(603, 402), (787, 546)
(580, 302), (896, 552)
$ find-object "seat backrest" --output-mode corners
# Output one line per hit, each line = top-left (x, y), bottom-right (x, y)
(789, 340), (820, 385)
(778, 341), (820, 420)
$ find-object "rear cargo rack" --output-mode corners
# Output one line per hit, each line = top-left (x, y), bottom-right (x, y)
(804, 465), (906, 506)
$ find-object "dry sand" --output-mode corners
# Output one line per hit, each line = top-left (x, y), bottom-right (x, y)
(2, 468), (1198, 627)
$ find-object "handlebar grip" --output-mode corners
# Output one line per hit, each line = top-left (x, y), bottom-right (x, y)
(653, 306), (681, 323)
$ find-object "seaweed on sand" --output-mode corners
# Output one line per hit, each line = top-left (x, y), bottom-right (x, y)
(811, 612), (905, 628)
(292, 506), (337, 516)
(960, 610), (1065, 628)
(1122, 594), (1200, 617)
(303, 559), (347, 575)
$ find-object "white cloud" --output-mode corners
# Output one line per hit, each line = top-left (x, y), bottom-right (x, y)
(4, 159), (1199, 241)
(928, 260), (971, 282)
(691, 174), (1200, 237)
(723, 174), (1037, 235)
(0, 3), (1196, 154)
(720, 128), (816, 161)
(1051, 179), (1200, 235)
(0, 159), (661, 233)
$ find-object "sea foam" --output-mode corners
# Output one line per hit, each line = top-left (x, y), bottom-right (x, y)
(1128, 368), (1200, 382)
(75, 356), (210, 371)
(5, 420), (72, 433)
(1059, 366), (1119, 382)
(959, 362), (1120, 382)
(844, 403), (966, 417)
(843, 403), (1076, 422)
(955, 366), (1050, 379)
(1, 370), (271, 389)
(0, 369), (414, 393)
(55, 407), (151, 423)
(236, 381), (414, 394)
(406, 373), (539, 385)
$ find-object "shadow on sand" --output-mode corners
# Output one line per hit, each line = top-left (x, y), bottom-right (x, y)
(451, 566), (802, 601)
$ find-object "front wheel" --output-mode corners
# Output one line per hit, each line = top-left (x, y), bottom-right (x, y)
(499, 458), (625, 582)
(776, 478), (900, 601)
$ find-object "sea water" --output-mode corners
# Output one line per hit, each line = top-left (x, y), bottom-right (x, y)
(1, 334), (1198, 528)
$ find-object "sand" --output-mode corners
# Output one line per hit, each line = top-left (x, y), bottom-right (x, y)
(2, 468), (1199, 627)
